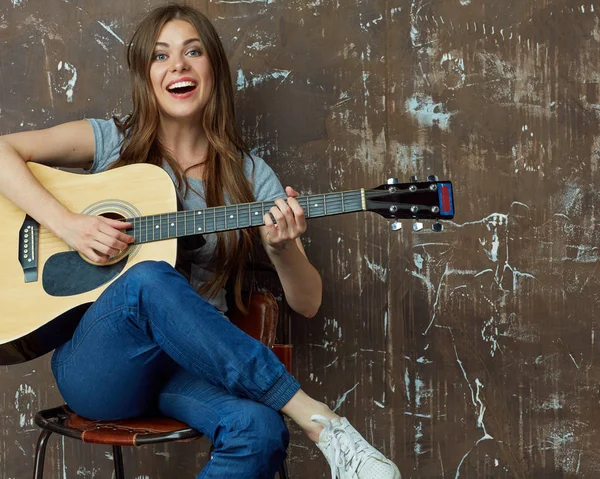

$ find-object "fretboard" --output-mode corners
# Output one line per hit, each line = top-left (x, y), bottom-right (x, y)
(125, 189), (365, 244)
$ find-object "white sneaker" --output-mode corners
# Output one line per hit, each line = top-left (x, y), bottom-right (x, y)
(312, 415), (401, 479)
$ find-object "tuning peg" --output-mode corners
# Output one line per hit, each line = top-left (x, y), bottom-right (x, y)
(412, 222), (424, 232)
(427, 175), (439, 182)
(432, 223), (443, 232)
(391, 221), (402, 231)
(387, 177), (399, 185)
(410, 175), (418, 183)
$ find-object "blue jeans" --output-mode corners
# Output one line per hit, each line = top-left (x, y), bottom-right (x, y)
(51, 261), (301, 478)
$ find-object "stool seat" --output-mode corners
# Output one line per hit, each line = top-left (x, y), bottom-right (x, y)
(35, 405), (202, 447)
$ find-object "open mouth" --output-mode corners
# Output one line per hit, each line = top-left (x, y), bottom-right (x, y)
(167, 81), (198, 96)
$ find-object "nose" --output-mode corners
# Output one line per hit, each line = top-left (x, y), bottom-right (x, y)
(170, 54), (189, 73)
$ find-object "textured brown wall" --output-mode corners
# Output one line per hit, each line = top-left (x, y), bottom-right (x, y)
(1, 0), (599, 477)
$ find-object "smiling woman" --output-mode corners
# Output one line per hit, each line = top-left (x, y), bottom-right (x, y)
(0, 4), (400, 479)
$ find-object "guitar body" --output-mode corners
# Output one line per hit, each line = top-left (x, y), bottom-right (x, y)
(0, 163), (177, 364)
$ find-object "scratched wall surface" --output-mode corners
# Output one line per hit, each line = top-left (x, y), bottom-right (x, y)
(1, 0), (599, 477)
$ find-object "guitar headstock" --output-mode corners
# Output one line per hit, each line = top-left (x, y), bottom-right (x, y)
(365, 175), (454, 231)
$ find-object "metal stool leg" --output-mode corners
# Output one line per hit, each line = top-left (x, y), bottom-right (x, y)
(113, 445), (125, 479)
(33, 430), (53, 479)
(278, 458), (290, 479)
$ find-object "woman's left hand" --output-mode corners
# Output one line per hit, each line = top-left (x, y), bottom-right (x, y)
(260, 186), (306, 253)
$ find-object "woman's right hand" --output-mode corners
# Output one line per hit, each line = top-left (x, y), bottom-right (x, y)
(56, 212), (134, 264)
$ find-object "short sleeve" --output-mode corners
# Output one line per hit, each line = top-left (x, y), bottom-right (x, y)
(86, 118), (123, 173)
(244, 155), (286, 202)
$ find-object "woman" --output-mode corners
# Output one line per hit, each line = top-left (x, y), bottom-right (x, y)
(0, 4), (400, 479)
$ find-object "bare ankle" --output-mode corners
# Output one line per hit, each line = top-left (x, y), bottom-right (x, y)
(280, 391), (340, 441)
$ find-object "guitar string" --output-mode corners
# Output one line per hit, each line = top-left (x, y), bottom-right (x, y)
(35, 194), (365, 243)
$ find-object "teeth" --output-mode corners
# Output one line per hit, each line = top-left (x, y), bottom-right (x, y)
(168, 81), (196, 91)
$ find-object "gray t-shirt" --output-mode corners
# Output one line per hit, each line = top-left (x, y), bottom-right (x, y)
(87, 118), (286, 312)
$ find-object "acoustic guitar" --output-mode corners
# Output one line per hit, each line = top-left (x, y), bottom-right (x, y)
(0, 162), (455, 365)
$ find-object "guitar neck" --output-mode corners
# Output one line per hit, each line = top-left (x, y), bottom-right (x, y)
(125, 189), (365, 244)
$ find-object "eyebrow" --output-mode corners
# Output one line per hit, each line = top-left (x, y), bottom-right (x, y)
(155, 38), (202, 48)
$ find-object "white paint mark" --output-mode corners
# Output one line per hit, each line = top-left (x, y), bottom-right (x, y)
(236, 68), (291, 91)
(563, 245), (598, 263)
(404, 412), (432, 418)
(15, 383), (36, 428)
(440, 52), (466, 89)
(414, 253), (424, 270)
(423, 264), (449, 335)
(14, 440), (26, 456)
(569, 353), (580, 369)
(474, 379), (493, 443)
(11, 0), (28, 7)
(247, 41), (272, 51)
(333, 383), (360, 412)
(57, 61), (78, 103)
(62, 436), (67, 478)
(481, 317), (499, 357)
(414, 422), (424, 454)
(538, 393), (564, 411)
(475, 269), (493, 277)
(97, 21), (124, 44)
(414, 375), (429, 407)
(363, 255), (387, 282)
(405, 95), (452, 130)
(76, 466), (101, 476)
(455, 448), (474, 478)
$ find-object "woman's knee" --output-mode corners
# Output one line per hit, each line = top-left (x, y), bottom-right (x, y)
(123, 260), (173, 285)
(120, 261), (188, 300)
(224, 403), (289, 458)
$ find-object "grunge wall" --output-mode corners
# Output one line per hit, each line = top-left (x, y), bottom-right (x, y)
(1, 0), (599, 477)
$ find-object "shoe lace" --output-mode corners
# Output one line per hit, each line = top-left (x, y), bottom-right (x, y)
(312, 415), (371, 479)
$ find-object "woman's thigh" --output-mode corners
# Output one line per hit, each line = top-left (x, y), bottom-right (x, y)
(51, 273), (176, 419)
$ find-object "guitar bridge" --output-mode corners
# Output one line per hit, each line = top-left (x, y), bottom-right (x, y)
(18, 215), (39, 283)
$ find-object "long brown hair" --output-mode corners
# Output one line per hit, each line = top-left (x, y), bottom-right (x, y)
(112, 4), (256, 311)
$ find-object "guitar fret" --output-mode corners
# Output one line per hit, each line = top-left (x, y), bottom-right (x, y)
(196, 209), (203, 233)
(226, 205), (236, 230)
(127, 189), (368, 244)
(168, 213), (175, 239)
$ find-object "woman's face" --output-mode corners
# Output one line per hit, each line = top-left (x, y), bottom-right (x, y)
(149, 19), (213, 122)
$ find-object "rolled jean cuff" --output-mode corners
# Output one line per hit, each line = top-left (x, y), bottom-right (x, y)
(259, 371), (301, 410)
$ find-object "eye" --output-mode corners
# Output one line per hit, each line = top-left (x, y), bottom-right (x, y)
(187, 49), (202, 57)
(154, 53), (167, 61)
